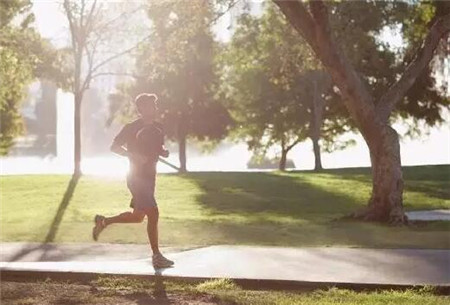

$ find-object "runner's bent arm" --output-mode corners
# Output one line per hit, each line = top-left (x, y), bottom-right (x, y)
(111, 141), (147, 164)
(111, 125), (146, 163)
(157, 125), (169, 158)
(110, 141), (130, 157)
(160, 145), (169, 158)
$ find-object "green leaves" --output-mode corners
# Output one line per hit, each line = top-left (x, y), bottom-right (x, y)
(118, 1), (232, 145)
(0, 47), (30, 155)
(0, 0), (61, 155)
(221, 4), (328, 164)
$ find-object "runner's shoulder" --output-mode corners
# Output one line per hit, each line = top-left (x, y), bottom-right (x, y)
(123, 118), (144, 130)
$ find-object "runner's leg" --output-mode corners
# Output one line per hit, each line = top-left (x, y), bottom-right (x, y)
(93, 209), (145, 241)
(146, 206), (160, 255)
(145, 206), (173, 267)
(104, 209), (145, 226)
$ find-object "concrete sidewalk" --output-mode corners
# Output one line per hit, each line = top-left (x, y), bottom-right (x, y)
(1, 243), (449, 287)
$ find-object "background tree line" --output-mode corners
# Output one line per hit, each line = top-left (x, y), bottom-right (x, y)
(1, 0), (448, 223)
(108, 0), (448, 174)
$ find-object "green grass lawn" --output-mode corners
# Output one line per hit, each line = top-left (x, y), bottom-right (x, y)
(1, 165), (449, 248)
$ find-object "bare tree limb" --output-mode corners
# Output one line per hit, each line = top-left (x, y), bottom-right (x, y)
(87, 0), (238, 78)
(81, 44), (95, 92)
(81, 25), (105, 92)
(377, 14), (450, 122)
(90, 72), (143, 80)
(211, 0), (241, 25)
(93, 4), (144, 34)
(83, 0), (99, 36)
(89, 34), (151, 75)
(66, 0), (241, 100)
(63, 0), (77, 51)
(79, 0), (86, 28)
(63, 0), (81, 94)
(286, 137), (302, 152)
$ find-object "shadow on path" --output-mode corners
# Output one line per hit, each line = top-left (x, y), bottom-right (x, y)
(123, 271), (170, 305)
(151, 272), (170, 305)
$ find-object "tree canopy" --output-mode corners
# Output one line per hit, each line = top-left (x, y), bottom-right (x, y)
(0, 0), (63, 155)
(113, 0), (232, 172)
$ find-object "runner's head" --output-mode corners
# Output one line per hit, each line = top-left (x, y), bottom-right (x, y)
(135, 93), (158, 119)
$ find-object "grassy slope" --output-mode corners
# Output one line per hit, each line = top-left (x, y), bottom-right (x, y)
(1, 165), (449, 248)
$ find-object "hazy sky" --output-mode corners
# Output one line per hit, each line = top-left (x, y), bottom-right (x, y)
(29, 0), (449, 171)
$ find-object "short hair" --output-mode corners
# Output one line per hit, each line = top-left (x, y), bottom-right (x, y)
(135, 93), (158, 110)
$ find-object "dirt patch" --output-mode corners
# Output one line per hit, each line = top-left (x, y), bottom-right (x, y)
(1, 281), (219, 305)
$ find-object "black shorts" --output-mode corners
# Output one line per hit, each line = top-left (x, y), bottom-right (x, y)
(127, 173), (157, 210)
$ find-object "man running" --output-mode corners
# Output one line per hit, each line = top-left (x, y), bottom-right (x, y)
(92, 93), (174, 269)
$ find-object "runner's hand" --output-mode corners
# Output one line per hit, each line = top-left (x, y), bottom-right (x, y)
(161, 149), (169, 158)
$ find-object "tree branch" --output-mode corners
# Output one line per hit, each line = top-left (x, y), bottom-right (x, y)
(286, 137), (302, 152)
(93, 4), (144, 34)
(273, 0), (381, 144)
(211, 0), (241, 25)
(90, 72), (143, 80)
(273, 0), (318, 48)
(83, 0), (99, 36)
(79, 0), (86, 29)
(88, 0), (235, 78)
(309, 0), (329, 29)
(63, 0), (77, 51)
(63, 0), (81, 93)
(89, 34), (151, 75)
(81, 43), (95, 92)
(376, 14), (450, 122)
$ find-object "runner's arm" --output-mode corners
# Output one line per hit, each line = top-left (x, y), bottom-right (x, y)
(111, 125), (129, 157)
(111, 141), (147, 164)
(110, 125), (146, 163)
(157, 124), (169, 158)
(160, 145), (169, 158)
(110, 141), (130, 157)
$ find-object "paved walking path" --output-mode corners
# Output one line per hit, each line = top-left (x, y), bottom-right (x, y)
(406, 209), (450, 221)
(1, 243), (449, 287)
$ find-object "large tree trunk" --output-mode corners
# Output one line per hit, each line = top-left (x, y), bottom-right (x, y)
(354, 125), (406, 224)
(279, 149), (287, 171)
(73, 93), (82, 177)
(310, 78), (324, 171)
(73, 44), (82, 177)
(178, 135), (187, 173)
(177, 119), (187, 173)
(72, 38), (83, 177)
(312, 137), (322, 171)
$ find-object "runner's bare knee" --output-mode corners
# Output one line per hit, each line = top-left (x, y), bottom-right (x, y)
(132, 210), (146, 222)
(146, 207), (159, 223)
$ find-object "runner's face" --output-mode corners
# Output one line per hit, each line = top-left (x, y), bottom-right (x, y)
(139, 102), (158, 119)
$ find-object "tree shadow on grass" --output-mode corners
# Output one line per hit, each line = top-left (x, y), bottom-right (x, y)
(305, 165), (450, 202)
(177, 171), (448, 248)
(403, 181), (450, 202)
(7, 174), (80, 262)
(44, 174), (80, 243)
(178, 171), (377, 246)
(183, 171), (361, 221)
